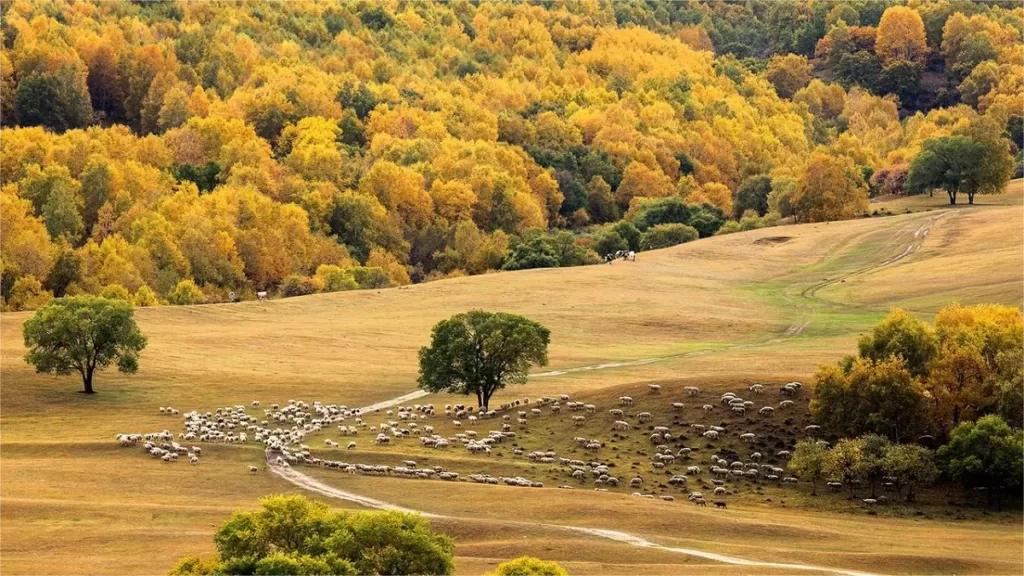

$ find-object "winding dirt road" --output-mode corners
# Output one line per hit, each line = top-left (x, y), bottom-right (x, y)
(265, 213), (953, 576)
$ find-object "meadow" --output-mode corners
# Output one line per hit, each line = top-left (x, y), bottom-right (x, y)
(1, 183), (1022, 575)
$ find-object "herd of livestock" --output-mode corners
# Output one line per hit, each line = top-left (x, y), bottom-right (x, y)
(114, 379), (838, 508)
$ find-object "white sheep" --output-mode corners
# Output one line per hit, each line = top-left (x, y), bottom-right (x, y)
(248, 465), (258, 474)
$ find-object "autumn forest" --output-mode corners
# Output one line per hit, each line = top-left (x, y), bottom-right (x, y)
(2, 0), (1020, 309)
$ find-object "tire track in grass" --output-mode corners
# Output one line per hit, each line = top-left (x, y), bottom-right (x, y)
(266, 451), (880, 576)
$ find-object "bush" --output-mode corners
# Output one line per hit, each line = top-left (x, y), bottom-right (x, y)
(279, 274), (323, 298)
(315, 265), (359, 292)
(99, 284), (131, 302)
(351, 266), (393, 289)
(630, 196), (693, 231)
(592, 230), (628, 257)
(167, 279), (206, 305)
(133, 285), (160, 307)
(502, 237), (560, 271)
(173, 495), (454, 575)
(488, 556), (568, 576)
(610, 220), (641, 251)
(5, 275), (53, 311)
(640, 223), (698, 250)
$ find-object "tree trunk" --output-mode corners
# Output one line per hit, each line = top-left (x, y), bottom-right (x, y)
(82, 367), (95, 394)
(947, 190), (957, 205)
(475, 390), (483, 410)
(810, 477), (817, 496)
(968, 192), (975, 205)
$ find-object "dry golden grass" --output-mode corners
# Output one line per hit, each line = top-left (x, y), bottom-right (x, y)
(1, 181), (1022, 575)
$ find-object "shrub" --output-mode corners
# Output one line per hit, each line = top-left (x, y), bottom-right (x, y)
(99, 284), (131, 301)
(502, 237), (559, 271)
(167, 279), (206, 305)
(315, 265), (359, 292)
(640, 223), (698, 250)
(488, 556), (568, 576)
(133, 285), (160, 307)
(173, 495), (454, 575)
(5, 275), (52, 311)
(279, 274), (323, 297)
(592, 231), (628, 257)
(352, 266), (393, 289)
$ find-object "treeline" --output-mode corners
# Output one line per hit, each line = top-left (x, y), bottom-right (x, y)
(1, 1), (1019, 309)
(805, 304), (1023, 507)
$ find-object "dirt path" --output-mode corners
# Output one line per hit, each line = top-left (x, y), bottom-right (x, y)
(266, 452), (879, 576)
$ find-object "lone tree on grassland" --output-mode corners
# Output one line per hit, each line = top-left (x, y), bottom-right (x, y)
(418, 310), (550, 410)
(22, 295), (147, 394)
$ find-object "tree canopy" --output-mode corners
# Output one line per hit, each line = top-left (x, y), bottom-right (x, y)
(171, 495), (455, 575)
(418, 311), (550, 409)
(22, 295), (147, 393)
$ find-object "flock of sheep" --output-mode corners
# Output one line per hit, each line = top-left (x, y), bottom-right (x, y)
(116, 380), (819, 508)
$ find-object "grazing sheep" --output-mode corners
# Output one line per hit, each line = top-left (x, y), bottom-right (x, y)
(648, 384), (661, 394)
(248, 465), (258, 474)
(613, 420), (630, 431)
(672, 402), (684, 411)
(684, 386), (699, 396)
(572, 415), (586, 426)
(779, 400), (795, 409)
(703, 430), (719, 440)
(619, 396), (634, 406)
(759, 406), (775, 416)
(749, 384), (764, 394)
(739, 433), (755, 442)
(714, 501), (727, 509)
(637, 412), (653, 423)
(686, 466), (701, 475)
(702, 404), (714, 412)
(609, 408), (624, 417)
(347, 442), (356, 450)
(714, 486), (726, 496)
(661, 495), (675, 501)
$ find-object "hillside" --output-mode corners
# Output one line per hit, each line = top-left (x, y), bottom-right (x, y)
(2, 0), (1021, 310)
(1, 189), (1021, 575)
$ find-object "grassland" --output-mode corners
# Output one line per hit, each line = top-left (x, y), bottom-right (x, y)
(1, 183), (1021, 575)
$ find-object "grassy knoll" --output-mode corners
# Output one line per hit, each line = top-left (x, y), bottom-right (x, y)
(1, 182), (1021, 574)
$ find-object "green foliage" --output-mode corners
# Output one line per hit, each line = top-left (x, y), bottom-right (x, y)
(856, 308), (936, 378)
(172, 162), (221, 193)
(733, 175), (773, 218)
(502, 237), (560, 271)
(418, 310), (549, 409)
(811, 356), (925, 443)
(22, 295), (147, 393)
(279, 274), (322, 297)
(488, 556), (568, 576)
(878, 60), (922, 108)
(592, 231), (628, 257)
(883, 443), (938, 502)
(937, 415), (1023, 507)
(99, 284), (131, 301)
(639, 223), (698, 250)
(630, 196), (692, 231)
(908, 132), (1013, 205)
(610, 221), (641, 252)
(789, 440), (831, 495)
(44, 242), (82, 297)
(174, 495), (453, 575)
(14, 65), (92, 131)
(167, 279), (206, 305)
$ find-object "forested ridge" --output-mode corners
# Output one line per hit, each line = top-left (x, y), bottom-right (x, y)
(2, 0), (1020, 309)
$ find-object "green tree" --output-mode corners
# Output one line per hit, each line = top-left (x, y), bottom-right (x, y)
(826, 437), (865, 497)
(733, 175), (773, 219)
(811, 356), (926, 442)
(860, 434), (892, 498)
(43, 241), (83, 297)
(22, 295), (147, 393)
(172, 495), (453, 575)
(610, 221), (641, 252)
(592, 231), (628, 257)
(937, 415), (1023, 509)
(639, 223), (698, 250)
(167, 279), (206, 305)
(418, 311), (550, 410)
(789, 440), (831, 495)
(907, 134), (1013, 205)
(878, 60), (922, 108)
(488, 556), (568, 576)
(856, 308), (937, 378)
(14, 64), (92, 131)
(882, 443), (937, 502)
(502, 237), (559, 271)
